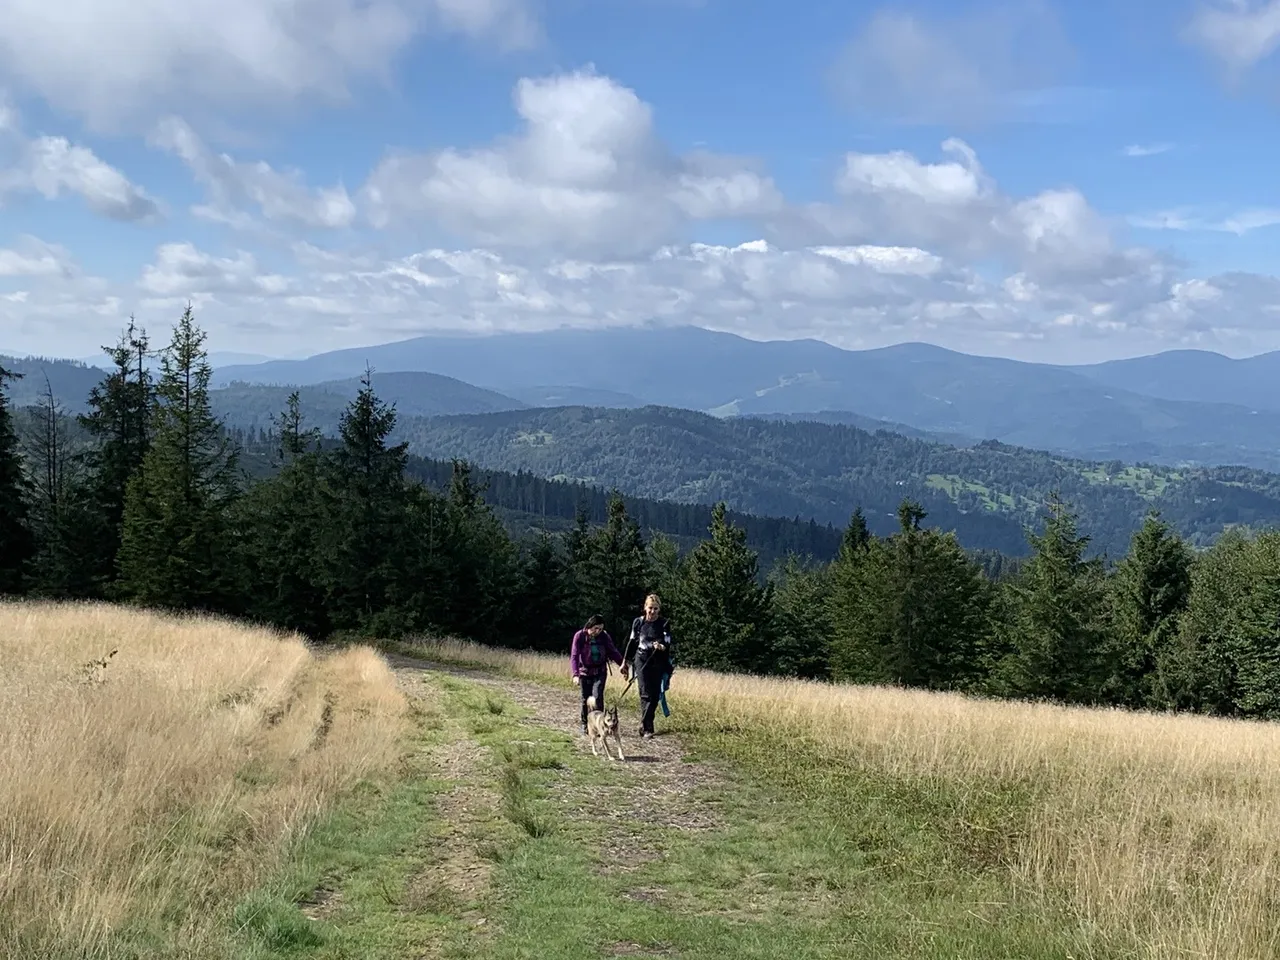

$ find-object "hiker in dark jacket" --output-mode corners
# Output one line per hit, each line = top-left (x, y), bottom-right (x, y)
(570, 614), (624, 734)
(621, 593), (675, 739)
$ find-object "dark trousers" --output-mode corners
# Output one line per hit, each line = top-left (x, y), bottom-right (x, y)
(579, 673), (606, 725)
(635, 654), (665, 734)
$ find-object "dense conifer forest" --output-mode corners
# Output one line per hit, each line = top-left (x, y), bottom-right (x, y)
(2, 309), (1277, 718)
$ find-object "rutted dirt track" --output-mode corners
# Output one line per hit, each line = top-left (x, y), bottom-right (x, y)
(384, 654), (725, 870)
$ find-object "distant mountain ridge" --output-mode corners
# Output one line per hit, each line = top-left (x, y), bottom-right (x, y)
(209, 326), (1280, 471)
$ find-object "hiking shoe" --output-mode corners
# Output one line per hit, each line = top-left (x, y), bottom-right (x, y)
(642, 731), (654, 740)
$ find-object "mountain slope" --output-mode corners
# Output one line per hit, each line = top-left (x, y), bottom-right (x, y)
(0, 355), (108, 413)
(212, 326), (1280, 470)
(212, 371), (527, 431)
(388, 404), (1280, 559)
(1070, 349), (1280, 411)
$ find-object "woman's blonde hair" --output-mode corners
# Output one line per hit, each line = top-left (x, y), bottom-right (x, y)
(644, 593), (661, 610)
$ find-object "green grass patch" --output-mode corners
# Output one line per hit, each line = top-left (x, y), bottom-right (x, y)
(924, 473), (1019, 512)
(406, 661), (1139, 959)
(228, 701), (466, 959)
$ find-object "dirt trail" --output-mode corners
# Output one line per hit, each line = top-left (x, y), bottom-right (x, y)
(384, 654), (725, 871)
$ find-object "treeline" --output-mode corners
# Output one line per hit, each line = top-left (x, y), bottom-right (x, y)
(0, 310), (1275, 719)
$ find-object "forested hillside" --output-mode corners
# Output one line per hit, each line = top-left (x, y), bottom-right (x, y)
(394, 406), (1280, 558)
(4, 309), (1280, 723)
(210, 371), (527, 431)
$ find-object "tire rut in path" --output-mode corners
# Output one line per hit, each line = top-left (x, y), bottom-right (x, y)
(385, 654), (725, 874)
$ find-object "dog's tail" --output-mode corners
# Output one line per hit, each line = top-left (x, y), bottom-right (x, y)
(586, 695), (597, 711)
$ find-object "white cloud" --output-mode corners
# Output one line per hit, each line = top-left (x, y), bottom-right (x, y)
(0, 106), (161, 221)
(139, 242), (292, 297)
(0, 236), (76, 278)
(359, 69), (784, 257)
(828, 1), (1074, 125)
(150, 117), (356, 230)
(1185, 1), (1280, 75)
(0, 0), (541, 131)
(785, 137), (1148, 291)
(6, 228), (1276, 366)
(1122, 143), (1173, 157)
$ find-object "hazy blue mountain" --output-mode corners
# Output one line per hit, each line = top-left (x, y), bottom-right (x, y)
(212, 325), (1280, 469)
(1070, 349), (1280, 411)
(211, 371), (528, 432)
(0, 354), (109, 413)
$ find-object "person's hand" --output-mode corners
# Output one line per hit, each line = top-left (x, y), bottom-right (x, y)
(571, 675), (580, 684)
(620, 664), (629, 679)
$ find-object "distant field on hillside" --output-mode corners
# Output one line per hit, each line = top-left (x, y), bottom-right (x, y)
(394, 405), (1280, 556)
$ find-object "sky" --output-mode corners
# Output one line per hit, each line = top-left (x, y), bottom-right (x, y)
(2, 0), (1280, 366)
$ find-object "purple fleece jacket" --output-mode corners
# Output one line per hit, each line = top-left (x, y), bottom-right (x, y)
(570, 629), (624, 678)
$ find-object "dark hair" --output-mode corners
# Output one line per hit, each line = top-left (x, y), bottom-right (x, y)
(584, 614), (605, 629)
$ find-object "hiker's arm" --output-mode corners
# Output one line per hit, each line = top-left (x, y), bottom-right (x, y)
(604, 631), (624, 666)
(569, 631), (582, 679)
(620, 619), (639, 665)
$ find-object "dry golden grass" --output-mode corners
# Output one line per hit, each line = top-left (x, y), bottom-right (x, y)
(405, 636), (1280, 959)
(0, 600), (408, 958)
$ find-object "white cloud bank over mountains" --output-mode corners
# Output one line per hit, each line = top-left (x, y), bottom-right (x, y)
(0, 2), (1279, 362)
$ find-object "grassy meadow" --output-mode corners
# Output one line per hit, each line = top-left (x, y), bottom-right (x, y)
(393, 637), (1280, 959)
(7, 601), (1280, 959)
(0, 601), (409, 959)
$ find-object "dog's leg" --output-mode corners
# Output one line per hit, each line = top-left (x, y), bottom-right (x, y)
(614, 730), (625, 761)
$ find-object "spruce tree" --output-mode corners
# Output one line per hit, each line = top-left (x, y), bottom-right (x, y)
(314, 367), (411, 633)
(509, 532), (576, 651)
(440, 458), (518, 644)
(678, 501), (773, 672)
(0, 364), (35, 594)
(827, 506), (880, 682)
(579, 492), (650, 643)
(116, 307), (240, 611)
(26, 375), (95, 597)
(1107, 512), (1193, 708)
(997, 494), (1110, 703)
(234, 392), (330, 636)
(827, 500), (990, 689)
(1160, 529), (1249, 715)
(769, 553), (833, 679)
(77, 318), (154, 595)
(646, 531), (685, 626)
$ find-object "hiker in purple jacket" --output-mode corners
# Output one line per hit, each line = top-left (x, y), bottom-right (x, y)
(570, 614), (625, 734)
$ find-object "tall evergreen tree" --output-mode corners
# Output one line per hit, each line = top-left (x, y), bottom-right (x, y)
(440, 458), (518, 644)
(828, 500), (990, 689)
(646, 531), (685, 628)
(508, 532), (577, 651)
(827, 506), (879, 681)
(116, 307), (240, 611)
(996, 495), (1110, 703)
(76, 318), (154, 595)
(26, 375), (95, 597)
(1106, 512), (1193, 708)
(769, 553), (833, 679)
(579, 492), (650, 643)
(314, 367), (412, 633)
(678, 501), (774, 672)
(234, 392), (330, 636)
(1159, 529), (1249, 715)
(0, 364), (35, 595)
